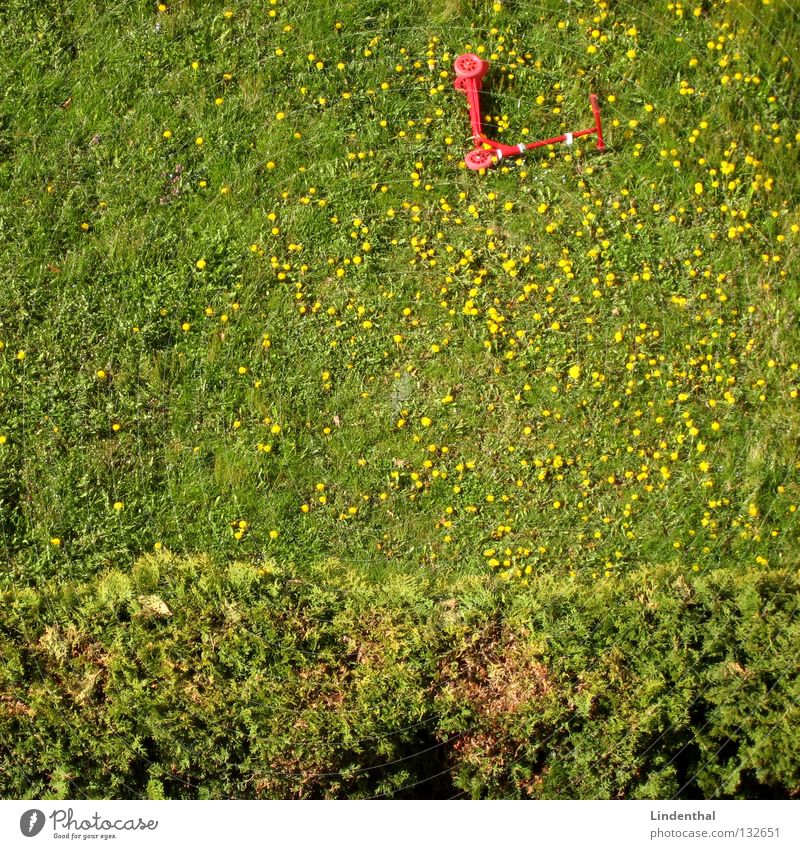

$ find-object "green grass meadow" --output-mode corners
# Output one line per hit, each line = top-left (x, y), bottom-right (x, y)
(1, 0), (799, 798)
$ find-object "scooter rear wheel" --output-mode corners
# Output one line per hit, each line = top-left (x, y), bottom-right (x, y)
(453, 53), (487, 80)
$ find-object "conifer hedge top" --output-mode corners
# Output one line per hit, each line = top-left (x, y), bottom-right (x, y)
(2, 552), (798, 799)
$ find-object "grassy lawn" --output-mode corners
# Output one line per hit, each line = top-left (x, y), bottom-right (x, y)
(1, 0), (798, 799)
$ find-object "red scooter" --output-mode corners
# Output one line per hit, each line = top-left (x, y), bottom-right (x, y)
(453, 53), (606, 170)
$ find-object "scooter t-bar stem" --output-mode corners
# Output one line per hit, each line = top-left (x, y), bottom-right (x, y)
(590, 93), (606, 151)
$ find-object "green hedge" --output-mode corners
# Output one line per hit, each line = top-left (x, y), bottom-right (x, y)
(1, 552), (798, 799)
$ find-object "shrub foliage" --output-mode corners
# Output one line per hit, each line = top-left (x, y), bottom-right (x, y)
(2, 552), (798, 799)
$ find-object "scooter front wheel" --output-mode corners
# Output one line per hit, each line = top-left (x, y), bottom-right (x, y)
(465, 148), (495, 171)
